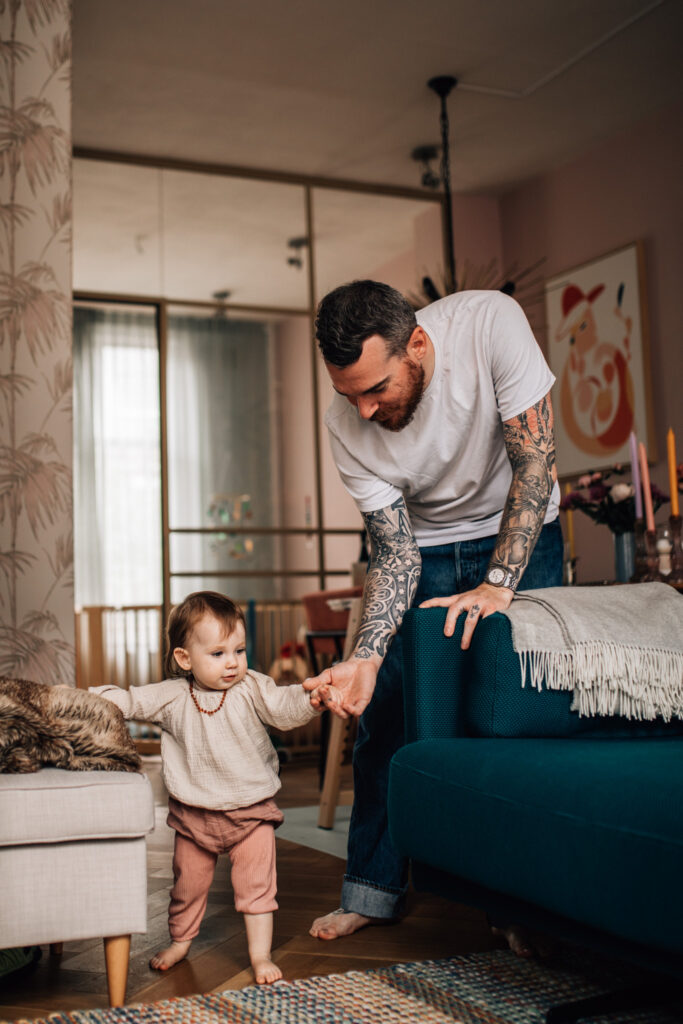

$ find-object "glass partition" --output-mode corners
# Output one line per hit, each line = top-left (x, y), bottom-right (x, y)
(169, 574), (324, 608)
(312, 188), (443, 300)
(73, 158), (310, 310)
(73, 162), (163, 296)
(165, 306), (318, 602)
(72, 155), (445, 613)
(161, 171), (308, 309)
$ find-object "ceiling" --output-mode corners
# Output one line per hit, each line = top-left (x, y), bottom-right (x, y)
(73, 0), (683, 195)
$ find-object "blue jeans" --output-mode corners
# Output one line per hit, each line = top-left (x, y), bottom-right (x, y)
(341, 519), (564, 918)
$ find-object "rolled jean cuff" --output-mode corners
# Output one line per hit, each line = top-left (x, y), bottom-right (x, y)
(341, 877), (406, 919)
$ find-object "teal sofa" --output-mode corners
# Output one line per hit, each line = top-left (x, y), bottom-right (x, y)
(388, 606), (683, 981)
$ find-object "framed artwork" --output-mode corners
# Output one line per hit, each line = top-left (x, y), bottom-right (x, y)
(544, 241), (654, 479)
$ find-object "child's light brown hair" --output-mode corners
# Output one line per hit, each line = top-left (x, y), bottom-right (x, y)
(165, 591), (246, 678)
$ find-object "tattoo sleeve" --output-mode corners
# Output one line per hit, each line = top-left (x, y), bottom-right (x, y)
(352, 496), (422, 661)
(488, 392), (557, 591)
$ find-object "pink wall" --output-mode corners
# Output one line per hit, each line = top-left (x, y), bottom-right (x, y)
(452, 194), (504, 289)
(499, 100), (683, 582)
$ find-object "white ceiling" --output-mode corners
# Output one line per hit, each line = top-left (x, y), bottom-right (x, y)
(73, 0), (683, 195)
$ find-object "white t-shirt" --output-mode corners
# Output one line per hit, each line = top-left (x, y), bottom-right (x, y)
(325, 290), (560, 546)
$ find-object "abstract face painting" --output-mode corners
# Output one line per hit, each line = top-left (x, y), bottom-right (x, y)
(545, 243), (652, 476)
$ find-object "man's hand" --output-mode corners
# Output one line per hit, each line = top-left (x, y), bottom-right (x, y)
(302, 655), (381, 718)
(419, 582), (514, 649)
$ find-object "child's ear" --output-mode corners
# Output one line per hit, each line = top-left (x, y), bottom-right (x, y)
(173, 646), (192, 672)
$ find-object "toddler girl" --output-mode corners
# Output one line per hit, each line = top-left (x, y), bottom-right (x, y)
(92, 590), (327, 984)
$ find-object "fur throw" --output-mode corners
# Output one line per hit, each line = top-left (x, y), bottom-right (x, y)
(0, 679), (141, 773)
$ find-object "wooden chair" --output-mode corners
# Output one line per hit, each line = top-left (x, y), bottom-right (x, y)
(317, 597), (362, 829)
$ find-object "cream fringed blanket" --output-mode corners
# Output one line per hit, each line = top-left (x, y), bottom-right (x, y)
(503, 582), (683, 720)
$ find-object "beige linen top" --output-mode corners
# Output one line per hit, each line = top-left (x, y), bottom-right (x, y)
(91, 672), (317, 810)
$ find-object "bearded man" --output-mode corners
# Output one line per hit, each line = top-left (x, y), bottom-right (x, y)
(304, 279), (563, 955)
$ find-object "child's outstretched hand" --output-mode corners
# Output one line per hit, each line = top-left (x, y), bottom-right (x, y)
(307, 681), (347, 718)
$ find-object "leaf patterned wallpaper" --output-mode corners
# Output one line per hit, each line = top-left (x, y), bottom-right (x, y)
(0, 0), (73, 684)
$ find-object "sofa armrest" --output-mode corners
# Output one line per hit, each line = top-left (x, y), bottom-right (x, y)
(401, 607), (469, 742)
(403, 606), (683, 741)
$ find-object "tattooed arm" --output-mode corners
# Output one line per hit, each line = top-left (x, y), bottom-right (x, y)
(303, 495), (421, 718)
(421, 392), (557, 650)
(354, 497), (422, 660)
(487, 392), (557, 589)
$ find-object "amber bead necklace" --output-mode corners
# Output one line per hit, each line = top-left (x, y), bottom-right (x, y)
(189, 678), (227, 716)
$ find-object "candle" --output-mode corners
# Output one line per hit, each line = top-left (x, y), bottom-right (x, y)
(668, 428), (679, 517)
(638, 442), (655, 532)
(629, 431), (643, 519)
(564, 482), (575, 560)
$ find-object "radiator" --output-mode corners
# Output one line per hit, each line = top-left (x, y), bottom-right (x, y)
(75, 605), (163, 691)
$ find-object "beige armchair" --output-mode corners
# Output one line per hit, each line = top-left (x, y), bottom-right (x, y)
(0, 768), (155, 1006)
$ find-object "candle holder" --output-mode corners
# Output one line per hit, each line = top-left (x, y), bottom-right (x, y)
(631, 519), (661, 582)
(656, 524), (673, 577)
(563, 556), (578, 586)
(668, 514), (683, 589)
(644, 528), (663, 582)
(631, 519), (646, 581)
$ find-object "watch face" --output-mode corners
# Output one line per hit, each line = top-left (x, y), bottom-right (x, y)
(487, 567), (505, 585)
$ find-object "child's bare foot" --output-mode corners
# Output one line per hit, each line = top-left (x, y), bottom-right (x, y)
(245, 911), (280, 984)
(310, 907), (372, 940)
(149, 939), (191, 971)
(251, 956), (282, 985)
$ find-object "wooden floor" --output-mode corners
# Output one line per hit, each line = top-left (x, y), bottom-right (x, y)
(0, 759), (500, 1021)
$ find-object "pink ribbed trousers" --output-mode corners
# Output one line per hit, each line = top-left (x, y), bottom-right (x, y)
(166, 796), (284, 941)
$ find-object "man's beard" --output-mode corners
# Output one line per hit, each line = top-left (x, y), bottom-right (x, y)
(372, 360), (426, 432)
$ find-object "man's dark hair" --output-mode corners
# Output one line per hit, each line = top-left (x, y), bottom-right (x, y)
(315, 280), (417, 368)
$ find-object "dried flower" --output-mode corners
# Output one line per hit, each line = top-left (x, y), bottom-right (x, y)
(610, 482), (634, 502)
(561, 465), (669, 535)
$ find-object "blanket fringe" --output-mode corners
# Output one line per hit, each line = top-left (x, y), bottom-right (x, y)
(519, 643), (683, 720)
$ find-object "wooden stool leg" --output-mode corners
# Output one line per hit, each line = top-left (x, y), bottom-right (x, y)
(103, 934), (131, 1007)
(318, 714), (351, 828)
(49, 942), (64, 956)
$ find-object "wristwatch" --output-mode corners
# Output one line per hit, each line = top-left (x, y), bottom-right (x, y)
(484, 566), (518, 591)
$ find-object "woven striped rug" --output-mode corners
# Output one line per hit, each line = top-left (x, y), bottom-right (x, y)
(3, 950), (679, 1024)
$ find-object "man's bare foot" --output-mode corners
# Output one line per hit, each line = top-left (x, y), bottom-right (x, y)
(251, 956), (283, 984)
(149, 939), (191, 971)
(309, 907), (375, 940)
(491, 924), (555, 959)
(491, 924), (533, 957)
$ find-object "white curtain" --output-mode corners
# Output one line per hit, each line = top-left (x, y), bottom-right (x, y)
(73, 307), (162, 606)
(73, 307), (283, 609)
(166, 313), (282, 603)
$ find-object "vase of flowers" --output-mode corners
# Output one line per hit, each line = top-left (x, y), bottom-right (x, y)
(560, 466), (669, 582)
(613, 530), (636, 583)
